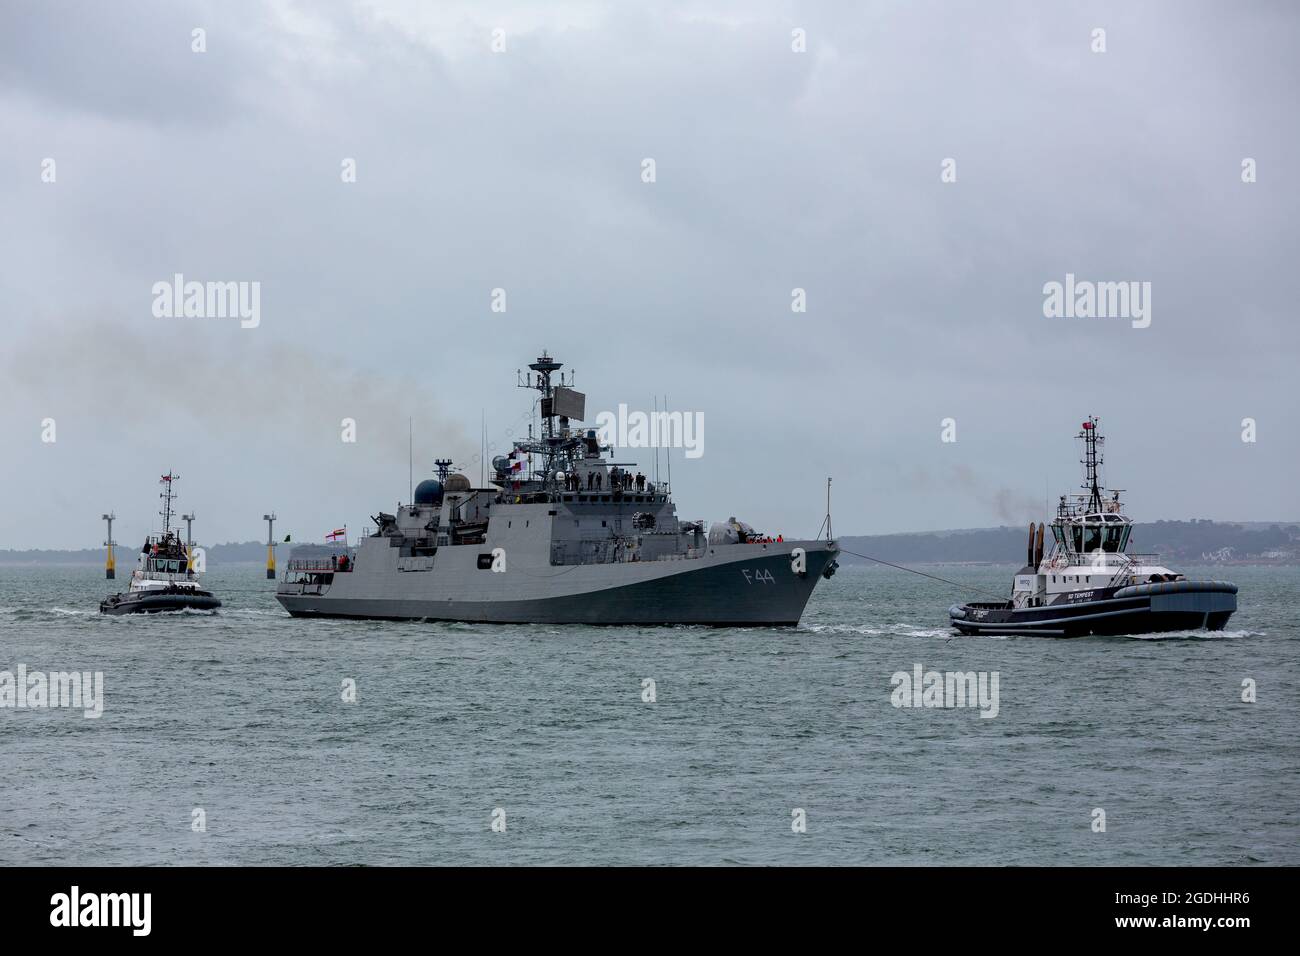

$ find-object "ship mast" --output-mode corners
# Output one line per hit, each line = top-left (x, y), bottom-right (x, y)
(516, 351), (577, 489)
(159, 472), (179, 536)
(1079, 418), (1103, 512)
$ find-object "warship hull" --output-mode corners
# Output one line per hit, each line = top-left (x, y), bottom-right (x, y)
(949, 580), (1238, 638)
(277, 540), (837, 626)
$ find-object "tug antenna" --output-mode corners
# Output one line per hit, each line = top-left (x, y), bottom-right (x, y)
(158, 472), (179, 534)
(1079, 416), (1104, 512)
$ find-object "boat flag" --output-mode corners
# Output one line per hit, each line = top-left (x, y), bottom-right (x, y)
(327, 528), (346, 541)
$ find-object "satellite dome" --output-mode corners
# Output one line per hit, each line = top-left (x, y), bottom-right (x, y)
(444, 473), (472, 493)
(413, 479), (444, 505)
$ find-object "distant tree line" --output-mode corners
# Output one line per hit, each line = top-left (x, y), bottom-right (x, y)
(0, 540), (275, 565)
(3, 521), (1297, 565)
(838, 520), (1300, 565)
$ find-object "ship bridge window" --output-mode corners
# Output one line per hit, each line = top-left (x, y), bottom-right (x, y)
(1101, 525), (1129, 552)
(1081, 525), (1102, 553)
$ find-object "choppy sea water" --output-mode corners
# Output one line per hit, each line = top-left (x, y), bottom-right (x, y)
(0, 562), (1295, 866)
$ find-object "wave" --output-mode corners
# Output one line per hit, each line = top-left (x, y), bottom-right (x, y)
(805, 619), (1262, 642)
(802, 621), (954, 640)
(1128, 628), (1262, 641)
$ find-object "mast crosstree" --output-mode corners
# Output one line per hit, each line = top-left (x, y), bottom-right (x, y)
(159, 472), (179, 535)
(512, 352), (586, 491)
(1079, 417), (1104, 512)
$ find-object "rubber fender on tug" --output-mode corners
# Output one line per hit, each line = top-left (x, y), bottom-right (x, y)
(1113, 580), (1238, 600)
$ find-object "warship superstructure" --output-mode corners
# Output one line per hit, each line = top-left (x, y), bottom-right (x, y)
(100, 473), (221, 615)
(949, 418), (1237, 637)
(276, 353), (838, 625)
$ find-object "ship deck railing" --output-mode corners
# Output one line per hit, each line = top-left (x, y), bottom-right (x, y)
(287, 559), (352, 572)
(1049, 551), (1161, 568)
(556, 493), (670, 506)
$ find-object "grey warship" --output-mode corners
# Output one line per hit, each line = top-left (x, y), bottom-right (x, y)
(276, 352), (838, 625)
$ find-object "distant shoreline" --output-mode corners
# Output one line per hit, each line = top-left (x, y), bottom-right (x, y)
(3, 519), (1297, 567)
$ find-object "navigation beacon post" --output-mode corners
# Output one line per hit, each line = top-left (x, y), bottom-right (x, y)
(263, 513), (277, 580)
(102, 512), (116, 580)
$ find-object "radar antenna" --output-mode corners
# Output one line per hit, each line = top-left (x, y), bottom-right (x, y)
(513, 351), (578, 490)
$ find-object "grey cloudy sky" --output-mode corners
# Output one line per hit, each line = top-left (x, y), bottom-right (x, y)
(2, 0), (1297, 550)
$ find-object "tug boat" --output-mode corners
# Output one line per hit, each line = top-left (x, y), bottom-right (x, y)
(99, 473), (222, 615)
(949, 418), (1237, 637)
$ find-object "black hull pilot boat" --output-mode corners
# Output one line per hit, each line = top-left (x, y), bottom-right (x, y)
(949, 419), (1237, 638)
(100, 473), (222, 615)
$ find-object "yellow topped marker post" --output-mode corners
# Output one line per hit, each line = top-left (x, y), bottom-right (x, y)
(101, 512), (116, 580)
(181, 513), (195, 575)
(263, 513), (277, 580)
